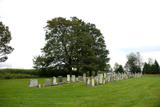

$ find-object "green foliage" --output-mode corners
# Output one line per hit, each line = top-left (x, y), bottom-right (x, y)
(33, 17), (109, 76)
(0, 22), (14, 62)
(0, 75), (160, 107)
(143, 60), (160, 74)
(113, 63), (124, 73)
(125, 52), (142, 73)
(0, 69), (39, 79)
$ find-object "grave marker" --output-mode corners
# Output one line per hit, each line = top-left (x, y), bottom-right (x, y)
(29, 79), (38, 87)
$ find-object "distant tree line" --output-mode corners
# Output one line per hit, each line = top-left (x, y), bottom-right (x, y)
(113, 52), (160, 74)
(143, 59), (160, 74)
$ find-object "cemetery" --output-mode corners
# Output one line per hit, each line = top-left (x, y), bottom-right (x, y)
(1, 1), (160, 106)
(29, 72), (143, 88)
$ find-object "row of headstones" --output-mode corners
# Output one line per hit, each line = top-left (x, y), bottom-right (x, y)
(85, 72), (143, 87)
(29, 75), (83, 88)
(29, 72), (142, 88)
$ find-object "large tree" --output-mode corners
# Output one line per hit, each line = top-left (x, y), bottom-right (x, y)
(125, 52), (143, 73)
(0, 21), (14, 62)
(33, 17), (109, 76)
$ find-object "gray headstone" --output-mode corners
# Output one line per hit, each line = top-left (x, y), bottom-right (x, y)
(58, 76), (63, 84)
(44, 79), (51, 87)
(78, 76), (83, 81)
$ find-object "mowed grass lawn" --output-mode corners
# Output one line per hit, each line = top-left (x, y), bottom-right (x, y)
(0, 75), (160, 107)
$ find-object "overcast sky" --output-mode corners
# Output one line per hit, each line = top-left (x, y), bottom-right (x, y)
(1, 0), (160, 69)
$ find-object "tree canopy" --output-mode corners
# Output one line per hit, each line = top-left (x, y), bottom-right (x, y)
(143, 59), (160, 74)
(113, 63), (124, 73)
(0, 21), (14, 63)
(33, 17), (109, 76)
(125, 52), (143, 73)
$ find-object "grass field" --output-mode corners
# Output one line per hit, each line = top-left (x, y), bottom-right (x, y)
(0, 75), (160, 107)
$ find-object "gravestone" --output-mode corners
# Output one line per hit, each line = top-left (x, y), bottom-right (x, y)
(83, 73), (86, 83)
(91, 77), (95, 87)
(103, 78), (106, 84)
(76, 77), (79, 82)
(29, 79), (38, 87)
(44, 79), (51, 87)
(107, 72), (112, 82)
(103, 73), (107, 79)
(53, 77), (58, 85)
(99, 74), (103, 84)
(78, 76), (83, 81)
(87, 77), (91, 86)
(67, 74), (70, 83)
(38, 84), (41, 88)
(95, 76), (99, 85)
(71, 75), (76, 82)
(58, 76), (63, 85)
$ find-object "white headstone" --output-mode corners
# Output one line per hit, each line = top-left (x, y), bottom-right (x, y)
(29, 79), (38, 87)
(99, 74), (103, 84)
(53, 77), (58, 85)
(103, 73), (107, 79)
(71, 75), (76, 82)
(83, 73), (86, 82)
(67, 75), (70, 83)
(107, 72), (112, 82)
(38, 84), (41, 88)
(91, 77), (95, 87)
(76, 77), (79, 82)
(87, 77), (91, 86)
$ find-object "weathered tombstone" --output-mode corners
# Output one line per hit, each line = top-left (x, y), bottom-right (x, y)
(117, 73), (120, 80)
(95, 76), (99, 85)
(87, 77), (91, 86)
(58, 76), (63, 85)
(99, 74), (103, 84)
(71, 75), (76, 82)
(44, 79), (51, 87)
(29, 79), (38, 87)
(83, 73), (86, 83)
(76, 77), (79, 82)
(103, 73), (107, 79)
(91, 77), (95, 87)
(107, 72), (112, 82)
(78, 76), (83, 81)
(53, 77), (58, 85)
(67, 74), (70, 83)
(38, 84), (41, 88)
(97, 74), (100, 84)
